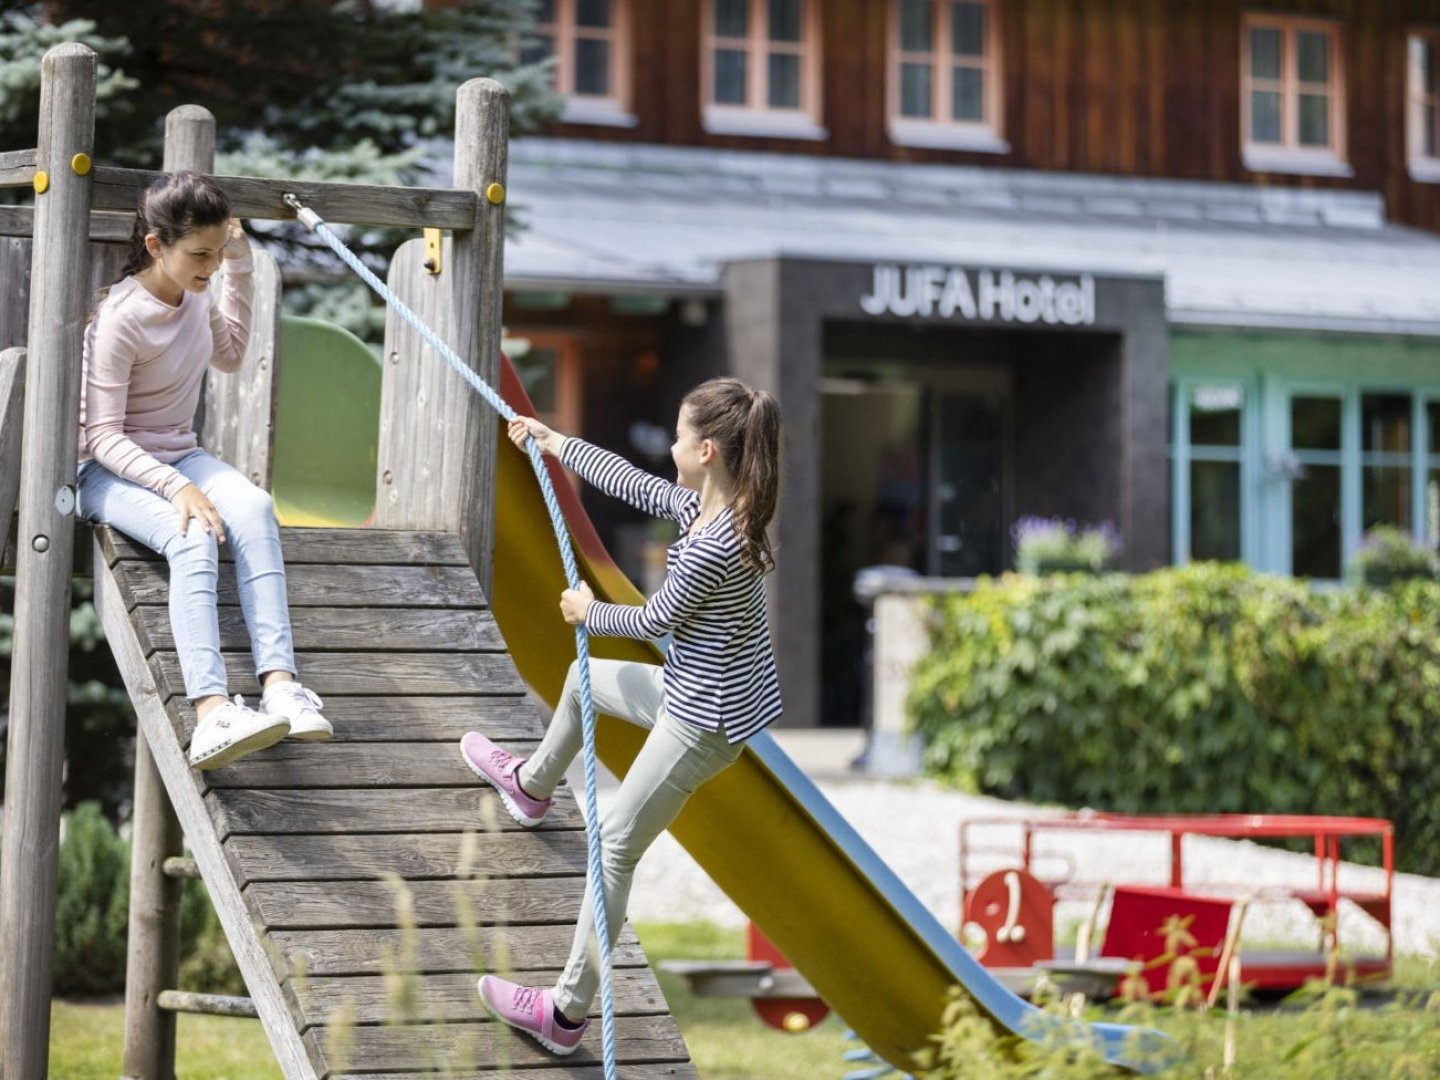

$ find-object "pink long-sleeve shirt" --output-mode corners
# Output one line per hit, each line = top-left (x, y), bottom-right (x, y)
(78, 254), (253, 500)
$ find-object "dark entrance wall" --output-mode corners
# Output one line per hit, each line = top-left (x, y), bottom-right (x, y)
(711, 257), (1166, 728)
(1012, 332), (1127, 541)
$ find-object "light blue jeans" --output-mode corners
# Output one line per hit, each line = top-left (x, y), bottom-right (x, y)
(77, 450), (296, 701)
(519, 658), (744, 1021)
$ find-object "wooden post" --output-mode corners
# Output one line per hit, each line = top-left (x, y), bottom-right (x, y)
(0, 42), (95, 1080)
(115, 103), (215, 1080)
(375, 78), (506, 596)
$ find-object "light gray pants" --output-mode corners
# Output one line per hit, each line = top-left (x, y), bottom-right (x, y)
(519, 658), (743, 1021)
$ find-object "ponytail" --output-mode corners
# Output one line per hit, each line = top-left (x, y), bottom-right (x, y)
(682, 377), (782, 573)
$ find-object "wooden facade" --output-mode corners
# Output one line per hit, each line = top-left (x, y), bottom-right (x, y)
(533, 0), (1440, 232)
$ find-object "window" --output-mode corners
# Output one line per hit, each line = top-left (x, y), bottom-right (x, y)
(888, 0), (1007, 153)
(1241, 14), (1349, 176)
(507, 331), (583, 440)
(1172, 383), (1249, 565)
(522, 0), (633, 126)
(701, 0), (824, 139)
(1409, 31), (1440, 182)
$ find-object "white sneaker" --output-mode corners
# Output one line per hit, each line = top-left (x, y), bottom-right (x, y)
(188, 695), (290, 770)
(261, 681), (333, 741)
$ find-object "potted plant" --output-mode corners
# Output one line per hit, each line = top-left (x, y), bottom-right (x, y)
(1347, 526), (1438, 587)
(1012, 516), (1122, 575)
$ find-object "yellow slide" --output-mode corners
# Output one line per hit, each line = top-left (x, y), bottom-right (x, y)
(489, 362), (1171, 1074)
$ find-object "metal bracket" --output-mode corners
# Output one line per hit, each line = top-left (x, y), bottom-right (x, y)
(423, 228), (442, 275)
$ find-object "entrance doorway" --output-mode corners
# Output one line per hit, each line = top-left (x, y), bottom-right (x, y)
(819, 360), (1012, 727)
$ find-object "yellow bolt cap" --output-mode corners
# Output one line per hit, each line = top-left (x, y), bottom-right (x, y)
(485, 182), (506, 205)
(33, 170), (49, 194)
(71, 153), (91, 175)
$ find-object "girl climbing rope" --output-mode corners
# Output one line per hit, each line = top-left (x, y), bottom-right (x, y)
(460, 376), (784, 1056)
(77, 171), (330, 770)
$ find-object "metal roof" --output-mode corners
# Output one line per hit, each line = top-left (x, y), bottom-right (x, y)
(502, 138), (1440, 337)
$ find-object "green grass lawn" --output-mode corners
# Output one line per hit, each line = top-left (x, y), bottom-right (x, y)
(48, 924), (1440, 1079)
(48, 922), (851, 1080)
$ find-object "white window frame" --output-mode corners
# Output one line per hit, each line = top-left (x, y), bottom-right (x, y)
(1241, 14), (1351, 178)
(1408, 29), (1440, 183)
(527, 0), (636, 128)
(701, 0), (826, 140)
(887, 0), (1009, 154)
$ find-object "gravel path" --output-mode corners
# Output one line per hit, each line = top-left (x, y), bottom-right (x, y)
(599, 734), (1440, 961)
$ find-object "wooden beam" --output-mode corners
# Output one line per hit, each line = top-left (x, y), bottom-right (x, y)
(0, 148), (37, 187)
(0, 204), (133, 241)
(0, 44), (95, 1080)
(91, 166), (478, 230)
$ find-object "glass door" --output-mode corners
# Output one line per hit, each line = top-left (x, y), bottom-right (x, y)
(931, 389), (1008, 576)
(1288, 391), (1345, 579)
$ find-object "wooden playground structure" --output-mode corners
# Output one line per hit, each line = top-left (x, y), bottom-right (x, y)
(0, 43), (694, 1079)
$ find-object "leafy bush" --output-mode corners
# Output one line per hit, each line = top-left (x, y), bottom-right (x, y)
(1012, 516), (1122, 575)
(51, 802), (131, 995)
(908, 564), (1440, 874)
(0, 802), (241, 995)
(1349, 526), (1438, 587)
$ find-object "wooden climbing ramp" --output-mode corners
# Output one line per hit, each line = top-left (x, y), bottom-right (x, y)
(94, 523), (698, 1079)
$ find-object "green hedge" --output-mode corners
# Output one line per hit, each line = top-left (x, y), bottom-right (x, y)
(907, 564), (1440, 875)
(0, 801), (242, 995)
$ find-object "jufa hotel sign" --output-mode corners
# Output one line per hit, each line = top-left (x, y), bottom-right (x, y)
(860, 264), (1097, 326)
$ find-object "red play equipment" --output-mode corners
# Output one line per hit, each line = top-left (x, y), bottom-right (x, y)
(961, 812), (1395, 999)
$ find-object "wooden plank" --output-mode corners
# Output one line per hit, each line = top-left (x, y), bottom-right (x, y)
(331, 1067), (699, 1080)
(207, 787), (583, 839)
(202, 250), (282, 486)
(224, 831), (588, 884)
(134, 605), (507, 653)
(246, 878), (589, 931)
(294, 969), (666, 1027)
(153, 650), (529, 698)
(168, 696), (539, 747)
(0, 205), (134, 240)
(90, 166), (478, 230)
(95, 551), (319, 1079)
(0, 147), (36, 186)
(117, 561), (487, 609)
(103, 527), (470, 567)
(305, 1015), (689, 1076)
(0, 349), (23, 563)
(272, 924), (649, 978)
(0, 239), (29, 352)
(200, 742), (544, 789)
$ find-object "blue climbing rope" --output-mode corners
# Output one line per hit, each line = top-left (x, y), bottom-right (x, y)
(281, 195), (619, 1079)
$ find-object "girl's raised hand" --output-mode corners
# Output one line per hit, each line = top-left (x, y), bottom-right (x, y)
(171, 483), (226, 543)
(508, 415), (565, 457)
(559, 581), (594, 626)
(222, 218), (249, 260)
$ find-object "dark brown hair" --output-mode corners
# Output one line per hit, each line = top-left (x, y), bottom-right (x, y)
(96, 171), (231, 308)
(683, 377), (782, 573)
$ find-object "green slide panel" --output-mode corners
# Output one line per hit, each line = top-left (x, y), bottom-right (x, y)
(271, 315), (381, 528)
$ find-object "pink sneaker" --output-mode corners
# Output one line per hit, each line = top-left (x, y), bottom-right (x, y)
(477, 975), (589, 1056)
(458, 732), (553, 827)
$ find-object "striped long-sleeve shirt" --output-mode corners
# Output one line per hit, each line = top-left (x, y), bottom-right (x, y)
(560, 438), (783, 743)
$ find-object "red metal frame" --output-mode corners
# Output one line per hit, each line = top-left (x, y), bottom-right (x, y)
(959, 812), (1395, 990)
